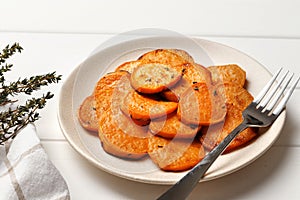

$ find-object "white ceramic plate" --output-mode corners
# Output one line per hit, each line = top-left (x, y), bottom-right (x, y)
(58, 36), (286, 185)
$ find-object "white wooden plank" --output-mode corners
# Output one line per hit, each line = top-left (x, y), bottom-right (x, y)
(0, 32), (109, 79)
(203, 37), (300, 75)
(274, 89), (300, 146)
(42, 141), (300, 200)
(1, 0), (300, 38)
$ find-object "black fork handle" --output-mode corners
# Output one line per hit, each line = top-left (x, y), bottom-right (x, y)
(157, 122), (248, 200)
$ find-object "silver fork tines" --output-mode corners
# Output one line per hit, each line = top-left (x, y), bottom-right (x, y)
(273, 75), (299, 115)
(157, 68), (299, 200)
(255, 68), (299, 115)
(257, 68), (288, 108)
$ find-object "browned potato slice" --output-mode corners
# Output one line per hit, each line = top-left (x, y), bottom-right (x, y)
(161, 77), (191, 102)
(121, 90), (178, 121)
(138, 49), (189, 67)
(208, 64), (246, 87)
(148, 135), (205, 171)
(182, 63), (212, 85)
(94, 71), (149, 159)
(166, 49), (195, 64)
(139, 49), (205, 81)
(178, 83), (227, 126)
(200, 104), (257, 153)
(99, 108), (149, 159)
(215, 83), (253, 111)
(161, 64), (213, 102)
(149, 112), (201, 139)
(130, 63), (181, 94)
(78, 95), (98, 132)
(115, 60), (141, 73)
(116, 49), (194, 74)
(94, 71), (131, 115)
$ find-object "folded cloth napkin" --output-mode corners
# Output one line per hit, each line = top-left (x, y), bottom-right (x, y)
(0, 124), (70, 200)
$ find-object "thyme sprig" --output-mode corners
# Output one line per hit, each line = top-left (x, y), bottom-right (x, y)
(0, 92), (54, 145)
(0, 43), (61, 145)
(0, 43), (23, 84)
(0, 72), (61, 106)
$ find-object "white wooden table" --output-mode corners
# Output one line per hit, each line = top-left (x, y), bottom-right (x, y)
(1, 1), (300, 199)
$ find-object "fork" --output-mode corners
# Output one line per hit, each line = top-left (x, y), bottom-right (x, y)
(157, 68), (299, 200)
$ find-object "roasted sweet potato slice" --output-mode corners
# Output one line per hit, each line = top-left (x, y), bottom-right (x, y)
(208, 64), (246, 87)
(115, 60), (141, 73)
(78, 95), (98, 132)
(149, 112), (201, 139)
(200, 104), (257, 153)
(178, 82), (227, 126)
(166, 49), (195, 64)
(116, 49), (194, 74)
(130, 63), (181, 94)
(215, 83), (253, 111)
(99, 108), (149, 159)
(121, 90), (178, 121)
(161, 63), (213, 102)
(94, 71), (131, 115)
(94, 71), (149, 159)
(138, 49), (191, 74)
(181, 63), (212, 85)
(161, 77), (191, 102)
(148, 135), (205, 171)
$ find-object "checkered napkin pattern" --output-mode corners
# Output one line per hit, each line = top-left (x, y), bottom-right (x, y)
(0, 124), (70, 200)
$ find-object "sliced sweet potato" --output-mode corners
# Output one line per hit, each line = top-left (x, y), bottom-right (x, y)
(130, 63), (181, 94)
(115, 60), (141, 73)
(116, 49), (194, 74)
(208, 64), (246, 87)
(148, 135), (205, 171)
(200, 104), (257, 153)
(215, 83), (253, 111)
(178, 82), (227, 126)
(166, 49), (195, 64)
(161, 64), (213, 102)
(94, 71), (131, 116)
(138, 49), (190, 73)
(121, 90), (178, 121)
(181, 63), (212, 85)
(94, 71), (149, 159)
(99, 108), (149, 159)
(161, 77), (191, 102)
(78, 95), (98, 132)
(149, 112), (201, 139)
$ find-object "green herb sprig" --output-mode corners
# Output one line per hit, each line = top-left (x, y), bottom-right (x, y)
(0, 43), (61, 145)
